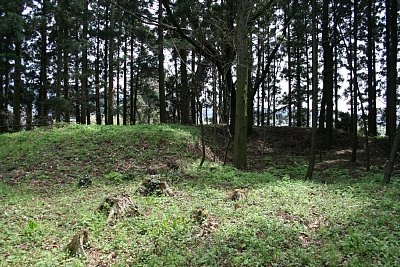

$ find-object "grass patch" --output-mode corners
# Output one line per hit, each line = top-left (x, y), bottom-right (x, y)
(0, 124), (399, 266)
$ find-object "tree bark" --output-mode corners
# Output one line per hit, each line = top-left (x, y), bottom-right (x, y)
(116, 28), (121, 126)
(322, 0), (333, 149)
(39, 0), (49, 125)
(351, 0), (358, 163)
(233, 0), (250, 170)
(180, 46), (190, 125)
(74, 57), (80, 124)
(81, 0), (89, 125)
(386, 0), (398, 146)
(384, 123), (400, 183)
(367, 0), (377, 136)
(295, 46), (302, 127)
(130, 34), (134, 125)
(123, 35), (128, 126)
(95, 20), (101, 125)
(287, 22), (292, 127)
(132, 45), (143, 125)
(13, 5), (23, 130)
(107, 3), (115, 125)
(62, 0), (70, 123)
(306, 0), (318, 178)
(55, 21), (62, 123)
(0, 73), (4, 131)
(158, 0), (167, 123)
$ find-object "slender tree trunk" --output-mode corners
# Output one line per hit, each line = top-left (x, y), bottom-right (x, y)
(13, 28), (22, 131)
(39, 0), (49, 125)
(356, 84), (371, 171)
(273, 57), (277, 126)
(386, 0), (398, 146)
(295, 46), (302, 127)
(191, 51), (197, 124)
(351, 0), (358, 163)
(0, 73), (4, 131)
(287, 23), (292, 127)
(26, 98), (32, 130)
(334, 38), (339, 128)
(75, 57), (80, 124)
(233, 0), (249, 169)
(305, 28), (310, 128)
(133, 45), (143, 125)
(82, 0), (89, 125)
(107, 4), (115, 125)
(116, 26), (121, 126)
(55, 22), (62, 123)
(158, 0), (167, 123)
(123, 35), (128, 126)
(322, 0), (333, 149)
(256, 25), (262, 126)
(306, 0), (318, 178)
(367, 0), (377, 136)
(62, 0), (70, 123)
(95, 20), (101, 125)
(104, 5), (109, 123)
(130, 34), (134, 125)
(384, 123), (400, 183)
(180, 47), (190, 124)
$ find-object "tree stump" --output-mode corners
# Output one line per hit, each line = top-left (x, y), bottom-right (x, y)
(137, 176), (174, 196)
(226, 188), (246, 201)
(65, 229), (89, 257)
(97, 192), (140, 222)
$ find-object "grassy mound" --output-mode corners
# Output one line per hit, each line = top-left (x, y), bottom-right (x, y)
(0, 124), (399, 266)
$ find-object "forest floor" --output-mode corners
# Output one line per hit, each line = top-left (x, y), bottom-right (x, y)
(0, 124), (399, 266)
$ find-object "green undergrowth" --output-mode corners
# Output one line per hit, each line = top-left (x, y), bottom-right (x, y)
(0, 124), (399, 266)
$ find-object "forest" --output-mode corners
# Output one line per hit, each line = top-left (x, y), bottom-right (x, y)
(0, 0), (399, 266)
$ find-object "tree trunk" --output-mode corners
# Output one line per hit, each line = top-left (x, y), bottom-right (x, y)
(62, 0), (70, 123)
(383, 123), (400, 183)
(367, 0), (377, 136)
(295, 46), (302, 127)
(233, 0), (249, 170)
(130, 34), (134, 125)
(351, 0), (358, 163)
(158, 0), (167, 123)
(39, 0), (49, 125)
(386, 0), (398, 146)
(191, 51), (197, 124)
(13, 24), (22, 130)
(180, 46), (190, 125)
(306, 0), (318, 178)
(287, 22), (292, 127)
(0, 73), (4, 132)
(75, 57), (80, 124)
(322, 0), (333, 149)
(305, 27), (310, 128)
(123, 35), (128, 126)
(107, 3), (115, 125)
(95, 20), (101, 125)
(103, 4), (109, 123)
(81, 0), (89, 125)
(55, 21), (62, 123)
(133, 45), (143, 125)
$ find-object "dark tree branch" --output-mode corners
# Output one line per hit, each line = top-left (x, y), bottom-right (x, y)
(249, 0), (278, 24)
(161, 0), (223, 68)
(251, 7), (297, 97)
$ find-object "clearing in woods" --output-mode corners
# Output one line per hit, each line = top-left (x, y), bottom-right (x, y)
(0, 124), (399, 266)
